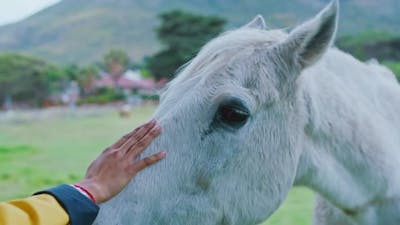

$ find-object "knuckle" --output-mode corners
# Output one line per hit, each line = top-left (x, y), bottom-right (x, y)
(145, 124), (154, 131)
(136, 142), (144, 149)
(137, 140), (147, 148)
(143, 157), (153, 166)
(132, 132), (142, 140)
(110, 149), (122, 157)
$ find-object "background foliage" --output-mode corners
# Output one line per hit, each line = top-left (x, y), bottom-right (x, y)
(0, 53), (65, 106)
(0, 0), (399, 64)
(148, 10), (226, 80)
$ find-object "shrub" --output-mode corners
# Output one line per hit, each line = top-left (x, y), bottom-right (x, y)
(78, 87), (125, 105)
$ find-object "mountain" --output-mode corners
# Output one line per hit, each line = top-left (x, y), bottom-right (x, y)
(0, 0), (399, 64)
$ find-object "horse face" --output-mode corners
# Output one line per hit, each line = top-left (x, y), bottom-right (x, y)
(94, 1), (338, 224)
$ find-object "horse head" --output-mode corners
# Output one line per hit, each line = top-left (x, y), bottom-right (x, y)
(94, 1), (338, 224)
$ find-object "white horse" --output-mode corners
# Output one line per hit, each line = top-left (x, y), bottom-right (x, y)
(94, 1), (400, 224)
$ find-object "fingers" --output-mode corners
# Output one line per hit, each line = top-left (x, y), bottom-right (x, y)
(131, 151), (166, 173)
(127, 124), (161, 158)
(117, 119), (155, 148)
(118, 119), (157, 153)
(111, 133), (134, 149)
(103, 119), (156, 153)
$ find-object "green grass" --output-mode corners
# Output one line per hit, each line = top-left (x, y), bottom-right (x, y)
(0, 105), (314, 225)
(0, 106), (155, 199)
(262, 187), (313, 225)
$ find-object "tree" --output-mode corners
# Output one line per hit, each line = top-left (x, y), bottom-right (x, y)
(63, 64), (80, 80)
(148, 10), (226, 80)
(77, 66), (98, 95)
(0, 53), (65, 106)
(103, 49), (130, 80)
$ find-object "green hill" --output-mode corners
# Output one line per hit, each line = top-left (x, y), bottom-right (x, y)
(0, 0), (399, 64)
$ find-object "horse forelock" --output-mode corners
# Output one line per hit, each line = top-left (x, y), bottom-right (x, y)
(160, 28), (288, 105)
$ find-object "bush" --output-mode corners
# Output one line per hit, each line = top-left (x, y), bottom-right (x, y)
(139, 93), (159, 101)
(0, 53), (66, 106)
(78, 87), (124, 105)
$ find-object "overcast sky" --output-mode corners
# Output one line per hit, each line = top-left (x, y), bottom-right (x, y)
(0, 0), (61, 26)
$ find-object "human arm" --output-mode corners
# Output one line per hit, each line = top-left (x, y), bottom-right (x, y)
(0, 119), (166, 225)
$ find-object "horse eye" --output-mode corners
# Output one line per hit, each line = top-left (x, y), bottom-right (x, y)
(216, 100), (250, 129)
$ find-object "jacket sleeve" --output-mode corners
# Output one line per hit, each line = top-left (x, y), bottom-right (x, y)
(0, 194), (69, 225)
(0, 184), (99, 225)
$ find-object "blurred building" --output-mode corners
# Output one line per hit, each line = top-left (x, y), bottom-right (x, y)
(95, 70), (166, 94)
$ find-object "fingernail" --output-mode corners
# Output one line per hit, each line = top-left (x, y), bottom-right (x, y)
(159, 151), (167, 158)
(152, 124), (161, 132)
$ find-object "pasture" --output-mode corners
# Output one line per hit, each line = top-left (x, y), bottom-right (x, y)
(0, 106), (313, 225)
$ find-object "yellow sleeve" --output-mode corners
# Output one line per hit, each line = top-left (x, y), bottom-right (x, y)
(0, 194), (69, 225)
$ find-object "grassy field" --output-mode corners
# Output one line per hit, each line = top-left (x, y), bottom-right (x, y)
(0, 105), (314, 225)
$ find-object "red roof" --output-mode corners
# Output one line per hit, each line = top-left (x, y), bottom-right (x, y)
(95, 75), (166, 91)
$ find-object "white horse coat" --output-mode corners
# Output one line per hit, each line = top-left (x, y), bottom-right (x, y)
(94, 1), (400, 224)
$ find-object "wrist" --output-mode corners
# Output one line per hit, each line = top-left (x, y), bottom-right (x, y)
(76, 179), (106, 203)
(73, 184), (97, 203)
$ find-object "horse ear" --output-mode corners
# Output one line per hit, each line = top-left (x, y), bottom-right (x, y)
(279, 0), (338, 69)
(243, 15), (267, 30)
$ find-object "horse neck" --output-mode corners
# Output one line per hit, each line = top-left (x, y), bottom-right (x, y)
(293, 51), (400, 212)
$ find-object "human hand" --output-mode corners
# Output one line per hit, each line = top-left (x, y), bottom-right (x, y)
(76, 119), (166, 204)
